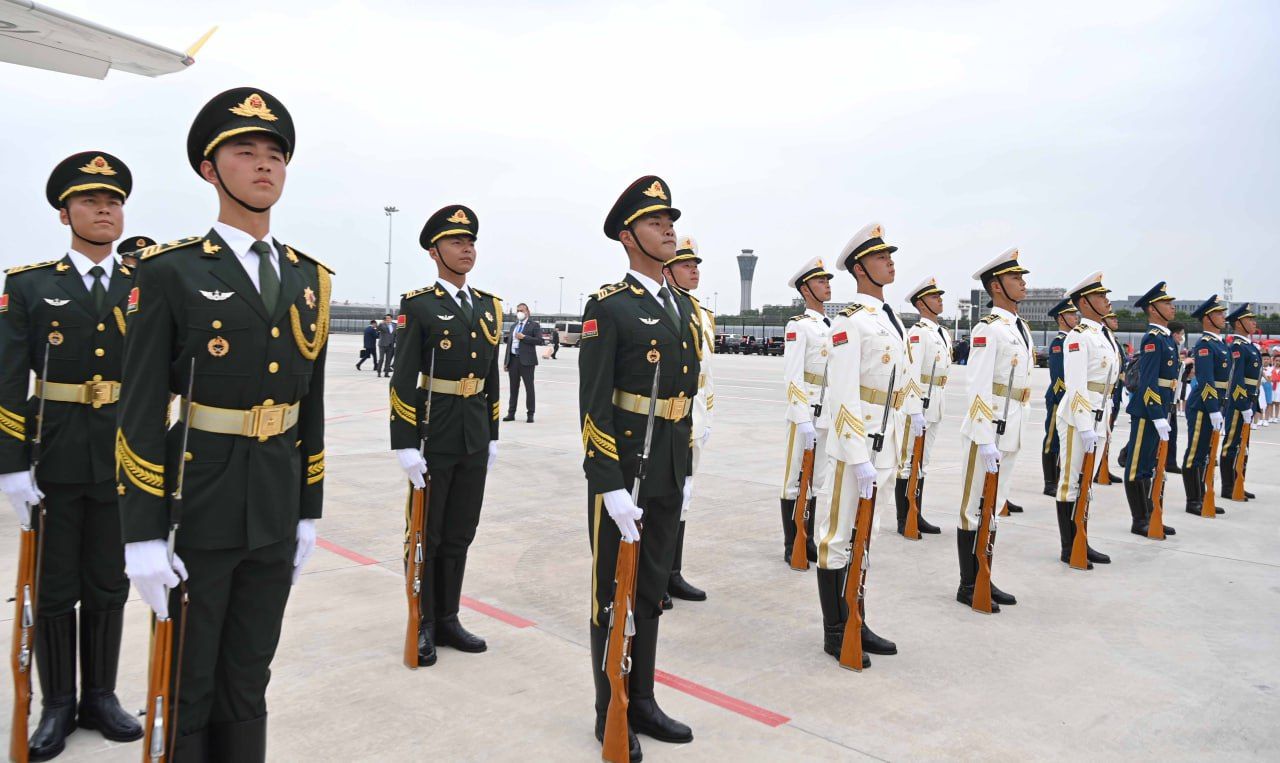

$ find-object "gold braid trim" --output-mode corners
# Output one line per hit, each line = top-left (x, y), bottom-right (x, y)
(1143, 389), (1162, 407)
(491, 401), (500, 421)
(113, 306), (127, 336)
(834, 405), (866, 439)
(0, 404), (25, 441)
(289, 268), (332, 361)
(705, 393), (715, 411)
(787, 381), (809, 405)
(390, 387), (417, 425)
(115, 430), (164, 497)
(306, 450), (325, 486)
(968, 396), (995, 423)
(582, 414), (619, 460)
(479, 297), (503, 346)
(1070, 391), (1092, 415)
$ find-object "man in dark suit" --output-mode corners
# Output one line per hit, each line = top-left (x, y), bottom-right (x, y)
(504, 302), (541, 422)
(358, 319), (379, 370)
(377, 313), (396, 376)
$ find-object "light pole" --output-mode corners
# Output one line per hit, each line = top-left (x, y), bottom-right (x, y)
(383, 205), (398, 313)
(558, 276), (564, 315)
(578, 293), (584, 315)
(713, 291), (719, 313)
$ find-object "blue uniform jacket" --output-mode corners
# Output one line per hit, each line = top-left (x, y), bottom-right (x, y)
(1126, 325), (1179, 420)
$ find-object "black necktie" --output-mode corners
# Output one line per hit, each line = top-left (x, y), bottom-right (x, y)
(883, 303), (903, 338)
(658, 286), (679, 322)
(937, 325), (948, 346)
(1017, 320), (1031, 348)
(457, 289), (473, 323)
(88, 265), (106, 313)
(251, 241), (279, 314)
(823, 316), (831, 327)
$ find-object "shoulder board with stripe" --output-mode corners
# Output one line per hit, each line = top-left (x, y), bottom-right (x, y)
(980, 313), (1000, 325)
(838, 304), (865, 317)
(139, 237), (203, 261)
(284, 245), (336, 274)
(595, 282), (628, 301)
(401, 286), (436, 300)
(1069, 323), (1087, 334)
(470, 286), (502, 303)
(788, 314), (811, 322)
(4, 259), (60, 276)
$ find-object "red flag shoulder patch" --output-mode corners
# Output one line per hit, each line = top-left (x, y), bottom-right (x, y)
(1052, 345), (1062, 353)
(1232, 351), (1240, 358)
(831, 331), (848, 346)
(973, 336), (987, 348)
(910, 335), (920, 343)
(396, 313), (407, 329)
(1143, 343), (1156, 352)
(581, 319), (599, 339)
(1198, 348), (1209, 356)
(126, 287), (140, 315)
(1068, 342), (1080, 352)
(786, 331), (797, 341)
(0, 293), (8, 313)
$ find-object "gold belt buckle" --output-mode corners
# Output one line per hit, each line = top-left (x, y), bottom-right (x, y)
(667, 396), (690, 420)
(250, 403), (287, 439)
(87, 381), (115, 408)
(458, 377), (482, 398)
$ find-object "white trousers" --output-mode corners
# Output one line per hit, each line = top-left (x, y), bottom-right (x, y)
(957, 437), (1020, 530)
(779, 422), (831, 502)
(896, 421), (942, 480)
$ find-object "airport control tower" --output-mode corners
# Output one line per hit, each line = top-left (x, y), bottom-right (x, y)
(737, 249), (758, 313)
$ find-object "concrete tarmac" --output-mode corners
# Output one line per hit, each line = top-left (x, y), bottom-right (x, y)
(3, 332), (1278, 760)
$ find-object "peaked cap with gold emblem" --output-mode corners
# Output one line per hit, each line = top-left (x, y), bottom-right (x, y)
(1065, 271), (1109, 302)
(1048, 297), (1078, 318)
(187, 87), (295, 173)
(836, 222), (897, 271)
(905, 275), (944, 306)
(1227, 302), (1256, 323)
(1191, 295), (1225, 319)
(45, 151), (132, 208)
(117, 236), (156, 255)
(1134, 281), (1175, 309)
(603, 175), (681, 241)
(788, 255), (833, 289)
(420, 204), (479, 249)
(664, 234), (701, 266)
(973, 247), (1030, 286)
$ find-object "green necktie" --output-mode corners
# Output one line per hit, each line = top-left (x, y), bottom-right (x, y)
(456, 289), (473, 323)
(251, 240), (280, 314)
(88, 265), (106, 313)
(658, 286), (679, 323)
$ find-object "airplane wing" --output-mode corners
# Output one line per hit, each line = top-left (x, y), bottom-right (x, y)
(0, 0), (214, 79)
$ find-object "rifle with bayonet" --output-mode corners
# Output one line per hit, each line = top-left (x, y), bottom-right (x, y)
(1148, 369), (1178, 540)
(1231, 339), (1252, 502)
(973, 365), (1016, 612)
(904, 356), (939, 541)
(1070, 356), (1113, 570)
(10, 345), (50, 763)
(602, 361), (662, 763)
(1202, 338), (1233, 518)
(839, 367), (895, 672)
(790, 359), (829, 571)
(142, 357), (195, 763)
(1095, 330), (1123, 485)
(404, 350), (435, 669)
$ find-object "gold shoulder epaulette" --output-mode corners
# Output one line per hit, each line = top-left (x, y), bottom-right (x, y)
(1069, 323), (1087, 333)
(980, 313), (1000, 325)
(471, 286), (502, 302)
(284, 245), (336, 274)
(788, 313), (809, 322)
(139, 237), (203, 261)
(595, 282), (628, 301)
(401, 286), (434, 301)
(4, 259), (60, 276)
(839, 304), (865, 317)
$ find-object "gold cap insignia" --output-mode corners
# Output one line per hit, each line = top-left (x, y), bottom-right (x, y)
(229, 93), (278, 122)
(79, 156), (117, 176)
(135, 238), (146, 247)
(447, 209), (471, 225)
(303, 286), (317, 309)
(642, 181), (667, 200)
(871, 225), (882, 238)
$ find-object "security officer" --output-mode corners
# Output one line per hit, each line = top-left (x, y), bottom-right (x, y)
(896, 276), (949, 537)
(1054, 273), (1116, 568)
(660, 234), (710, 606)
(1041, 298), (1078, 496)
(117, 235), (155, 270)
(1095, 312), (1125, 483)
(779, 255), (833, 563)
(117, 87), (330, 760)
(1182, 296), (1229, 516)
(391, 204), (502, 665)
(0, 152), (143, 759)
(1221, 303), (1262, 501)
(582, 175), (699, 758)
(954, 250), (1030, 610)
(1121, 283), (1178, 537)
(813, 222), (907, 666)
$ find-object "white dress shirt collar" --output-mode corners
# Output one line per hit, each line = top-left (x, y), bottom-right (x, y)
(804, 307), (825, 321)
(212, 221), (279, 293)
(850, 292), (884, 309)
(1080, 317), (1102, 330)
(1148, 323), (1170, 336)
(628, 269), (668, 306)
(436, 278), (471, 308)
(64, 248), (113, 290)
(990, 306), (1019, 323)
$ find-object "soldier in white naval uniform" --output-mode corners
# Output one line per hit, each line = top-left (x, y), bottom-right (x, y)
(894, 276), (950, 537)
(1054, 272), (1117, 569)
(955, 249), (1030, 610)
(778, 255), (833, 564)
(813, 223), (909, 665)
(661, 235), (710, 606)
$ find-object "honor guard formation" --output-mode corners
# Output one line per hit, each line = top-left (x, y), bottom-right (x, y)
(1, 86), (1272, 763)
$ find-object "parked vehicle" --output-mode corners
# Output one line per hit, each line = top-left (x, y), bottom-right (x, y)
(738, 336), (761, 354)
(762, 337), (785, 356)
(554, 320), (583, 347)
(715, 333), (742, 353)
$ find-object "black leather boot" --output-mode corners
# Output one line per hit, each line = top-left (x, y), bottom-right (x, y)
(592, 627), (643, 763)
(860, 623), (897, 655)
(816, 567), (867, 667)
(990, 582), (1017, 606)
(435, 557), (486, 652)
(29, 611), (76, 762)
(667, 522), (706, 602)
(173, 727), (210, 763)
(627, 616), (692, 744)
(209, 714), (267, 763)
(417, 560), (437, 666)
(76, 608), (142, 742)
(1205, 466), (1224, 514)
(1220, 461), (1235, 500)
(1125, 478), (1150, 536)
(915, 479), (940, 534)
(780, 498), (797, 563)
(954, 529), (990, 610)
(1143, 478), (1175, 535)
(1056, 501), (1091, 569)
(1042, 452), (1059, 497)
(805, 497), (818, 561)
(1087, 545), (1111, 564)
(1004, 500), (1024, 514)
(1183, 468), (1203, 515)
(894, 478), (910, 535)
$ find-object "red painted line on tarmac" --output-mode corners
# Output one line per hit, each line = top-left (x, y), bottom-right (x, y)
(655, 670), (791, 727)
(317, 538), (378, 566)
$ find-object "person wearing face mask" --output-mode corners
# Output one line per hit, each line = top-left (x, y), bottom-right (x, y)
(0, 152), (143, 759)
(503, 302), (542, 422)
(1182, 296), (1230, 516)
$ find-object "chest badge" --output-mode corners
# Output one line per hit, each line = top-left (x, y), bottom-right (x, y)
(208, 336), (230, 357)
(43, 298), (70, 307)
(647, 349), (661, 363)
(440, 338), (452, 351)
(199, 290), (234, 301)
(639, 317), (660, 326)
(881, 353), (891, 364)
(303, 286), (317, 309)
(484, 311), (494, 322)
(47, 330), (64, 346)
(437, 314), (455, 321)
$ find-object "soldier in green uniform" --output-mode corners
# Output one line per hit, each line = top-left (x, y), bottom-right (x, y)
(583, 175), (700, 759)
(0, 152), (144, 760)
(116, 87), (330, 760)
(389, 204), (501, 666)
(116, 235), (155, 270)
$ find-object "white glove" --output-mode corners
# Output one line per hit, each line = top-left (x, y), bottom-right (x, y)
(1209, 411), (1224, 432)
(851, 460), (877, 500)
(1, 471), (42, 526)
(978, 443), (1001, 474)
(910, 413), (926, 439)
(1080, 429), (1100, 453)
(682, 476), (694, 513)
(699, 427), (712, 448)
(797, 421), (817, 451)
(602, 489), (643, 543)
(125, 539), (187, 619)
(1242, 409), (1253, 424)
(396, 448), (427, 489)
(488, 441), (498, 469)
(292, 519), (317, 584)
(1153, 418), (1171, 441)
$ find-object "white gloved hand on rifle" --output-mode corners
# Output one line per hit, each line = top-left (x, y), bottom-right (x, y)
(292, 519), (317, 584)
(1242, 409), (1253, 425)
(851, 460), (877, 499)
(488, 441), (499, 469)
(1079, 429), (1100, 453)
(797, 420), (817, 450)
(396, 448), (427, 489)
(1153, 418), (1171, 441)
(602, 489), (643, 543)
(0, 470), (42, 526)
(681, 476), (694, 513)
(1209, 411), (1224, 432)
(125, 539), (187, 619)
(910, 413), (926, 439)
(978, 443), (1001, 474)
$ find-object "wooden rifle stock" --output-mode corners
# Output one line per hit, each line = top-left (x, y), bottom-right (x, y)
(601, 538), (639, 763)
(789, 448), (815, 570)
(404, 480), (428, 669)
(1202, 429), (1220, 518)
(1148, 440), (1168, 540)
(1095, 433), (1113, 484)
(142, 615), (174, 763)
(1231, 422), (1250, 501)
(9, 525), (36, 763)
(838, 488), (875, 671)
(1070, 448), (1097, 570)
(971, 471), (1000, 613)
(903, 434), (925, 540)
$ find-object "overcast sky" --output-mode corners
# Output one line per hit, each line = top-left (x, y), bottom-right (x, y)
(3, 0), (1277, 315)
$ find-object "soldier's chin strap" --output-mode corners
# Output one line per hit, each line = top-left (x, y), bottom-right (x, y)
(432, 242), (470, 279)
(991, 274), (1021, 306)
(626, 225), (669, 265)
(211, 160), (273, 214)
(64, 206), (114, 247)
